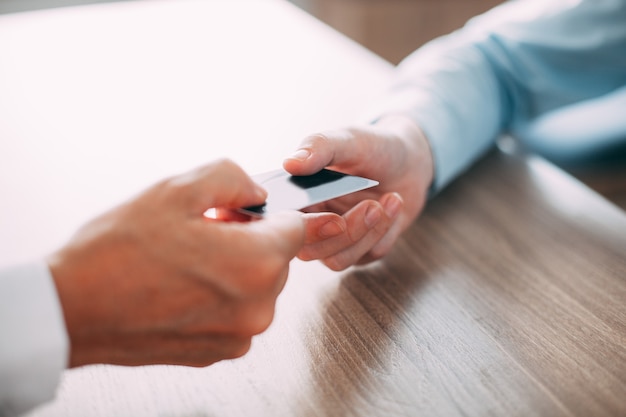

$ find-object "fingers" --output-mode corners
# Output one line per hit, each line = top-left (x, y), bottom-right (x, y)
(195, 210), (304, 297)
(254, 211), (306, 260)
(299, 193), (403, 271)
(282, 119), (432, 271)
(212, 210), (305, 267)
(55, 157), (307, 369)
(166, 159), (267, 215)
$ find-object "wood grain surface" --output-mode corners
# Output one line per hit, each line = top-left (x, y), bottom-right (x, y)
(273, 149), (626, 417)
(27, 150), (626, 417)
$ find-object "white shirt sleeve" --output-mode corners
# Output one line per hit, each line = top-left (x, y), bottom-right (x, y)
(0, 262), (69, 417)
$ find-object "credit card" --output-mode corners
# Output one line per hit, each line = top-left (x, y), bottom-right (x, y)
(239, 168), (379, 217)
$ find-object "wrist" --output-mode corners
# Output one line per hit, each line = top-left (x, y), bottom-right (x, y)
(375, 114), (435, 193)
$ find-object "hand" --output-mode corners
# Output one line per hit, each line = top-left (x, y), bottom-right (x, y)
(283, 115), (434, 271)
(48, 159), (304, 368)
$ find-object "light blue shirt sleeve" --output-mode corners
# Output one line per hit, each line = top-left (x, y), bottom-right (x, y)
(0, 262), (69, 417)
(373, 0), (626, 192)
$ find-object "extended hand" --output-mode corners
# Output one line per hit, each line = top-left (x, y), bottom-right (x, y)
(283, 115), (433, 270)
(48, 159), (304, 368)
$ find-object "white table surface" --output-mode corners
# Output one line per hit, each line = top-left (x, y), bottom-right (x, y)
(0, 1), (392, 415)
(0, 0), (392, 268)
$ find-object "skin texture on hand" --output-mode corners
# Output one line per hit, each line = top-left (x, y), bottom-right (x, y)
(283, 115), (434, 271)
(47, 159), (304, 368)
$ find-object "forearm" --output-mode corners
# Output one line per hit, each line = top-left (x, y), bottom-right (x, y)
(368, 0), (626, 192)
(370, 34), (509, 193)
(373, 114), (434, 197)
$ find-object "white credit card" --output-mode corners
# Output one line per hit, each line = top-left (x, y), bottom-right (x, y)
(239, 168), (379, 217)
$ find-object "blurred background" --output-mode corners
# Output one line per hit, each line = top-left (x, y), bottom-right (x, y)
(1, 0), (624, 209)
(0, 0), (121, 14)
(0, 0), (502, 65)
(290, 0), (502, 64)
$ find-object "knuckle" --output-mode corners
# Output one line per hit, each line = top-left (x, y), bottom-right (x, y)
(323, 256), (350, 272)
(238, 305), (276, 336)
(158, 174), (184, 193)
(253, 256), (289, 292)
(166, 158), (240, 192)
(213, 157), (235, 166)
(210, 157), (239, 173)
(367, 244), (391, 261)
(297, 246), (317, 262)
(227, 255), (287, 296)
(188, 357), (219, 368)
(303, 132), (331, 149)
(225, 338), (253, 360)
(161, 172), (196, 200)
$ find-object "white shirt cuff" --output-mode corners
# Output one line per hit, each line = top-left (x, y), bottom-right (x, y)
(0, 261), (69, 416)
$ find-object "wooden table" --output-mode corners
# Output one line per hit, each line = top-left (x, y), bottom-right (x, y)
(1, 1), (624, 416)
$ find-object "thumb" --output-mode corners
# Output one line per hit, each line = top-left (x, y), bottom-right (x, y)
(283, 132), (340, 176)
(170, 159), (267, 215)
(283, 129), (369, 176)
(252, 211), (305, 259)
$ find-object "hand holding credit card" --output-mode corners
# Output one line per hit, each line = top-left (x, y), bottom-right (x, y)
(239, 169), (379, 217)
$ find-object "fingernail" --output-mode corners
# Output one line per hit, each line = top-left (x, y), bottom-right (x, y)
(288, 149), (311, 161)
(383, 194), (402, 218)
(364, 205), (382, 228)
(320, 220), (344, 238)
